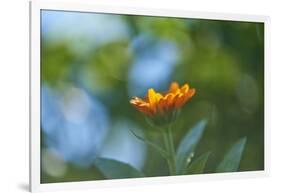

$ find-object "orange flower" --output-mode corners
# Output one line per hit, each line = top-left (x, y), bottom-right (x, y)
(130, 82), (196, 116)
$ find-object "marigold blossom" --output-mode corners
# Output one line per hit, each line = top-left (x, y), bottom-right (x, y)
(130, 82), (195, 116)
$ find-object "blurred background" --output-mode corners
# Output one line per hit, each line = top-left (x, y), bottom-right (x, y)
(40, 10), (264, 183)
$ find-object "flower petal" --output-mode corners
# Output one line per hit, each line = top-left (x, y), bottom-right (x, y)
(169, 82), (180, 93)
(148, 89), (157, 104)
(155, 93), (163, 102)
(187, 88), (196, 98)
(135, 104), (153, 115)
(182, 88), (196, 104)
(158, 98), (165, 113)
(175, 93), (184, 108)
(148, 88), (161, 113)
(166, 93), (176, 109)
(180, 84), (189, 94)
(130, 97), (148, 107)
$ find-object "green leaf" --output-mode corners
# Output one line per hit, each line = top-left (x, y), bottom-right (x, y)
(130, 129), (169, 159)
(186, 152), (211, 175)
(94, 158), (144, 179)
(176, 119), (207, 174)
(216, 137), (247, 173)
(41, 164), (104, 183)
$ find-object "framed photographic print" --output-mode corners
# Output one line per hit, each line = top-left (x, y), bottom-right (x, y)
(30, 1), (269, 192)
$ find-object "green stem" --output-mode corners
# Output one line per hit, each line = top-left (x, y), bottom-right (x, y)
(167, 125), (177, 175)
(162, 125), (177, 175)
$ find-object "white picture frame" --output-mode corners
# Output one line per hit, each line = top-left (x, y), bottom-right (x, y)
(30, 1), (270, 192)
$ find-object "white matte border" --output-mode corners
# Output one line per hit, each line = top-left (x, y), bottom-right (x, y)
(30, 1), (270, 192)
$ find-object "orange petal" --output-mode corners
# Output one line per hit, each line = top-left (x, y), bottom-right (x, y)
(187, 88), (196, 98)
(155, 93), (163, 102)
(182, 88), (196, 105)
(155, 93), (163, 112)
(130, 97), (146, 105)
(148, 89), (157, 104)
(135, 104), (153, 116)
(159, 93), (170, 110)
(169, 82), (180, 93)
(175, 93), (184, 108)
(166, 93), (176, 109)
(158, 98), (165, 113)
(147, 88), (157, 112)
(180, 84), (189, 94)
